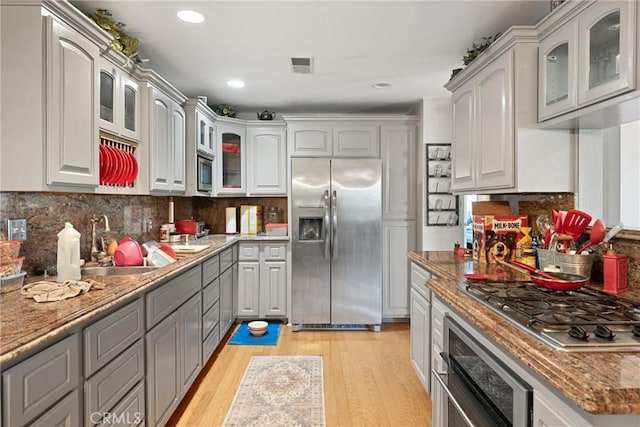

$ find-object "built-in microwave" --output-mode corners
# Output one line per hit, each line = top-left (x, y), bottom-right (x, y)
(433, 316), (533, 427)
(197, 154), (213, 192)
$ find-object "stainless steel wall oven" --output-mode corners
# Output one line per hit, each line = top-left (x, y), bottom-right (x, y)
(433, 316), (533, 427)
(197, 154), (213, 192)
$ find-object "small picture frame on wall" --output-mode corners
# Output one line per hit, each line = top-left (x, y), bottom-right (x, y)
(550, 0), (566, 11)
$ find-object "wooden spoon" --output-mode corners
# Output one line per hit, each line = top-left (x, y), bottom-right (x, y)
(576, 219), (606, 254)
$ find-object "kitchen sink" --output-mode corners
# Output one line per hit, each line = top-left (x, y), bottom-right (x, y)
(81, 266), (160, 276)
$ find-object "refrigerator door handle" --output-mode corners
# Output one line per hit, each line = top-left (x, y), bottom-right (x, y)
(332, 191), (338, 260)
(323, 190), (330, 260)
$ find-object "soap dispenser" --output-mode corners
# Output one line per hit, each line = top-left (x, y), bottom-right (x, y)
(57, 222), (81, 283)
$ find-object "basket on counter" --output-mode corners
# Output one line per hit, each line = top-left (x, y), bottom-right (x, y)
(537, 249), (594, 279)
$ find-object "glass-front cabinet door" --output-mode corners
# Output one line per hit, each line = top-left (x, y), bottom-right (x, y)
(578, 1), (635, 106)
(196, 111), (216, 155)
(120, 75), (140, 141)
(216, 122), (246, 194)
(99, 65), (117, 133)
(538, 20), (578, 120)
(98, 58), (140, 142)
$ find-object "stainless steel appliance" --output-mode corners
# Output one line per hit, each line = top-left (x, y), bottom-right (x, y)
(460, 282), (640, 352)
(433, 316), (533, 427)
(174, 220), (207, 238)
(197, 154), (213, 192)
(291, 158), (382, 331)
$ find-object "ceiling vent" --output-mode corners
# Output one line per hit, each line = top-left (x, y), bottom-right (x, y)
(291, 57), (313, 74)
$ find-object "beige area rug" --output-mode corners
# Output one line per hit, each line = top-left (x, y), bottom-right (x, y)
(223, 355), (325, 427)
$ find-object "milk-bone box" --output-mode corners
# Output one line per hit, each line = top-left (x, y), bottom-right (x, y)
(472, 201), (529, 264)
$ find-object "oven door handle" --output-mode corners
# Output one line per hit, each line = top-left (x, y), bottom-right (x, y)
(431, 367), (476, 427)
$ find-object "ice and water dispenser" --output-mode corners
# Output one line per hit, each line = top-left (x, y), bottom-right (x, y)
(297, 207), (324, 241)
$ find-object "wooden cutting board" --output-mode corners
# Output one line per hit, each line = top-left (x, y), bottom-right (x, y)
(170, 244), (209, 254)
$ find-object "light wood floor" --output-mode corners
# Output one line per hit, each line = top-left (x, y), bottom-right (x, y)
(169, 322), (432, 426)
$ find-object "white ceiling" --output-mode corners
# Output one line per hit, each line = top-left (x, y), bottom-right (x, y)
(71, 0), (552, 116)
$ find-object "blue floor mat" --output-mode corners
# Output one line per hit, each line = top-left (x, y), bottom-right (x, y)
(228, 322), (282, 346)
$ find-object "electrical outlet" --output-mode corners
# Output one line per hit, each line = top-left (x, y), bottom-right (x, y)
(8, 219), (27, 241)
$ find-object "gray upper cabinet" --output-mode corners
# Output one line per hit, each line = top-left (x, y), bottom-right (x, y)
(287, 123), (333, 156)
(537, 0), (638, 126)
(246, 125), (287, 195)
(446, 28), (575, 194)
(45, 15), (100, 187)
(147, 85), (187, 194)
(381, 123), (418, 221)
(99, 57), (141, 142)
(577, 1), (636, 106)
(333, 124), (380, 157)
(2, 334), (80, 426)
(539, 17), (578, 120)
(0, 2), (110, 192)
(286, 118), (380, 158)
(216, 120), (246, 195)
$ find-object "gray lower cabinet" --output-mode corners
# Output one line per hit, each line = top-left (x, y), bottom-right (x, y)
(146, 266), (201, 329)
(237, 242), (287, 319)
(2, 246), (240, 427)
(83, 298), (145, 426)
(179, 293), (202, 395)
(84, 299), (144, 377)
(220, 268), (234, 336)
(220, 247), (233, 273)
(260, 260), (286, 317)
(96, 381), (145, 427)
(409, 262), (432, 393)
(232, 259), (238, 320)
(29, 389), (81, 427)
(2, 334), (80, 426)
(85, 340), (144, 426)
(146, 277), (202, 427)
(202, 274), (221, 362)
(146, 311), (180, 427)
(237, 261), (260, 317)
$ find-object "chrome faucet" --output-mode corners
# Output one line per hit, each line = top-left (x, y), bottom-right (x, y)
(90, 214), (111, 262)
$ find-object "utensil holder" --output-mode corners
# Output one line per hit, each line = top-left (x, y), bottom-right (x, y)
(537, 249), (594, 279)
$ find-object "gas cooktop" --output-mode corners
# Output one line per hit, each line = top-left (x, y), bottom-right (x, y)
(459, 281), (640, 352)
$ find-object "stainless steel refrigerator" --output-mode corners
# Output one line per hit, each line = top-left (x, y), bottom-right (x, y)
(291, 158), (382, 331)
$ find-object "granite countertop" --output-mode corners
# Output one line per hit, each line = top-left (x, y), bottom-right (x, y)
(408, 251), (640, 415)
(0, 234), (289, 366)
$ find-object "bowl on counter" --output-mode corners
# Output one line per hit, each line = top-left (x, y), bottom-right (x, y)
(248, 320), (268, 336)
(113, 240), (143, 266)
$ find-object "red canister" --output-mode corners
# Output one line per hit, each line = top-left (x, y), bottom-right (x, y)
(603, 245), (628, 294)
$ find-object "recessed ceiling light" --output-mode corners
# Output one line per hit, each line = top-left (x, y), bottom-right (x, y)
(177, 10), (205, 24)
(227, 80), (245, 88)
(372, 82), (392, 89)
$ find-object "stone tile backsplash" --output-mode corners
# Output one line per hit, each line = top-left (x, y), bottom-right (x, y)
(0, 192), (287, 275)
(1, 191), (637, 289)
(494, 193), (640, 288)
